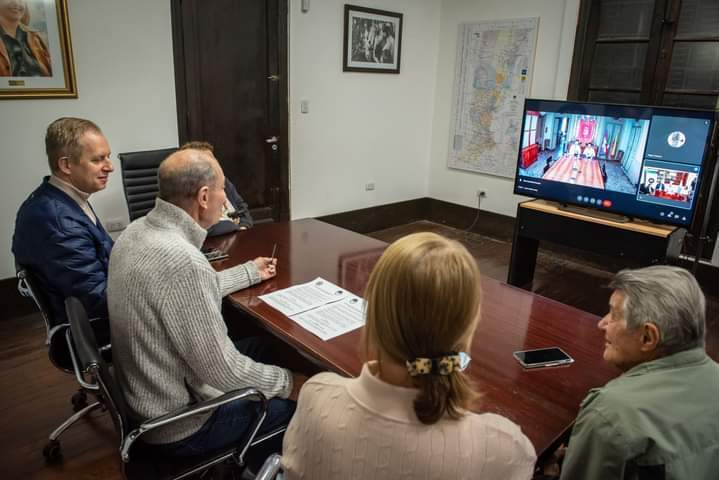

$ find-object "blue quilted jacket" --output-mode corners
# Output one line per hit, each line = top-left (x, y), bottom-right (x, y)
(13, 177), (114, 325)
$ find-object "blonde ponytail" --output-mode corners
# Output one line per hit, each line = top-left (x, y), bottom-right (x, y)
(364, 232), (482, 425)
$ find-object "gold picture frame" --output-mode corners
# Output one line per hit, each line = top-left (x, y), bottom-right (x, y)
(0, 0), (77, 99)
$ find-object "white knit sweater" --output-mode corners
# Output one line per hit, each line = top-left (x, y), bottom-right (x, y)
(282, 362), (536, 479)
(108, 198), (293, 444)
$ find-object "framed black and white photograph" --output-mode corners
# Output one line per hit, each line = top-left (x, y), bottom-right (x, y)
(0, 0), (77, 99)
(343, 4), (402, 74)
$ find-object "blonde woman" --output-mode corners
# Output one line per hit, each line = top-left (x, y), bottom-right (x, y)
(282, 232), (536, 479)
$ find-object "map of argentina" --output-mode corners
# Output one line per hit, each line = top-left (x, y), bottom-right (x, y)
(449, 18), (539, 178)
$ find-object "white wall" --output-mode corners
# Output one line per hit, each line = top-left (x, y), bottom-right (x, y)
(0, 0), (178, 279)
(1, 0), (580, 279)
(288, 0), (440, 219)
(428, 0), (580, 217)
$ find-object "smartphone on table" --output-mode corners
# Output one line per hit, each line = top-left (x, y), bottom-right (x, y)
(513, 347), (574, 369)
(201, 248), (229, 262)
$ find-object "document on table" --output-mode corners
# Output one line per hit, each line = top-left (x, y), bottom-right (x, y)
(259, 277), (349, 316)
(259, 277), (366, 340)
(291, 294), (366, 341)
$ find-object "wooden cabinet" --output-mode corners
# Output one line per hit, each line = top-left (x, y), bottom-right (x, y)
(508, 200), (686, 288)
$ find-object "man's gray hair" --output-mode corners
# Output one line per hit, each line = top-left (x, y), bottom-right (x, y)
(157, 150), (218, 206)
(610, 265), (705, 354)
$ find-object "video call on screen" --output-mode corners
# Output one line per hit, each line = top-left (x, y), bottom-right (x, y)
(514, 99), (713, 227)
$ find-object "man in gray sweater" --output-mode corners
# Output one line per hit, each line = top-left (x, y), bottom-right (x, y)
(108, 147), (306, 458)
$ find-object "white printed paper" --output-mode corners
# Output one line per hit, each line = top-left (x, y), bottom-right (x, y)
(259, 277), (366, 341)
(259, 277), (349, 316)
(291, 294), (366, 341)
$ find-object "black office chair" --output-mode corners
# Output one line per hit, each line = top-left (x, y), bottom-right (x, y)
(119, 148), (176, 221)
(65, 297), (285, 480)
(16, 268), (109, 462)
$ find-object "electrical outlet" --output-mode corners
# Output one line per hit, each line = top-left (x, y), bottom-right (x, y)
(477, 190), (487, 198)
(105, 218), (127, 232)
(365, 182), (375, 191)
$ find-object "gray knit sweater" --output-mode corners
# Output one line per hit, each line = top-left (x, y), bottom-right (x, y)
(108, 198), (293, 444)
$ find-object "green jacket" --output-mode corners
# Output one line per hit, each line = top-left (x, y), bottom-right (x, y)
(561, 348), (719, 480)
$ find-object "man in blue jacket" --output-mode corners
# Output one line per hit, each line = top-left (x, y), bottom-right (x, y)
(13, 117), (115, 325)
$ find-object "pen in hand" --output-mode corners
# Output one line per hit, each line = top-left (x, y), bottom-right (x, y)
(266, 243), (278, 279)
(257, 243), (279, 281)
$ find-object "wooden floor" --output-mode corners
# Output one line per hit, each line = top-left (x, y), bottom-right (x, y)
(2, 220), (717, 479)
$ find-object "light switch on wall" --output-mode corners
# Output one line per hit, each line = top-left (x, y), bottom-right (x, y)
(300, 100), (309, 114)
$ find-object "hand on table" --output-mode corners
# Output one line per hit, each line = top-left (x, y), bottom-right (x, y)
(253, 257), (277, 281)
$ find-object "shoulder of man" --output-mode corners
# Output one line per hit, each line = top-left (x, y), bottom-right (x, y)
(579, 379), (632, 414)
(115, 218), (208, 271)
(16, 183), (79, 232)
(574, 379), (643, 446)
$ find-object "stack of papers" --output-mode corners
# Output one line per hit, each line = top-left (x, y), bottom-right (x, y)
(259, 277), (366, 341)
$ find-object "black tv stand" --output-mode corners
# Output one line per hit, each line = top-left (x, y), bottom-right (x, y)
(508, 199), (686, 288)
(558, 203), (631, 223)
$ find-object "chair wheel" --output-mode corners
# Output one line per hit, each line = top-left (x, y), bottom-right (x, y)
(71, 391), (88, 412)
(43, 439), (62, 463)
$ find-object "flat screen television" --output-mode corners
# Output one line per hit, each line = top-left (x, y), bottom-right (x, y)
(514, 99), (715, 227)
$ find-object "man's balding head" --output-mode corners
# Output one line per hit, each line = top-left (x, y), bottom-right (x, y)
(158, 149), (220, 207)
(158, 148), (227, 229)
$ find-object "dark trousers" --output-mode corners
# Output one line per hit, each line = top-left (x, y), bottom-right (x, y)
(158, 337), (296, 467)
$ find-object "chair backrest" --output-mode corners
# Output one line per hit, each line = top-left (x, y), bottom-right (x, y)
(17, 266), (75, 371)
(66, 297), (132, 441)
(119, 148), (176, 221)
(16, 266), (54, 331)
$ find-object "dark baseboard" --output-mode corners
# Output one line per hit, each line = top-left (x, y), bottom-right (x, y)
(317, 197), (517, 240)
(424, 198), (516, 242)
(1, 276), (35, 319)
(317, 198), (430, 234)
(317, 197), (622, 270)
(4, 197), (718, 321)
(317, 197), (719, 296)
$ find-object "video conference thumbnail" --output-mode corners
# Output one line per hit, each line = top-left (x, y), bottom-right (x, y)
(644, 115), (712, 166)
(637, 164), (699, 209)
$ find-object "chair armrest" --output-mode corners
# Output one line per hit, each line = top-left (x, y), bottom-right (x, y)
(255, 453), (282, 480)
(121, 387), (267, 462)
(66, 328), (100, 391)
(88, 316), (111, 350)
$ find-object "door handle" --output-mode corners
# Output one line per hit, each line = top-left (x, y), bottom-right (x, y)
(265, 136), (279, 144)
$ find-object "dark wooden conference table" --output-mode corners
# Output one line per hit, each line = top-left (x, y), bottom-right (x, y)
(207, 218), (620, 459)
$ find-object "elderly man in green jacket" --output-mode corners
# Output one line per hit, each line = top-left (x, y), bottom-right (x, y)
(560, 265), (719, 480)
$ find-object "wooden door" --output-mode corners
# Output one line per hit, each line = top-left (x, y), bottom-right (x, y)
(171, 0), (289, 222)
